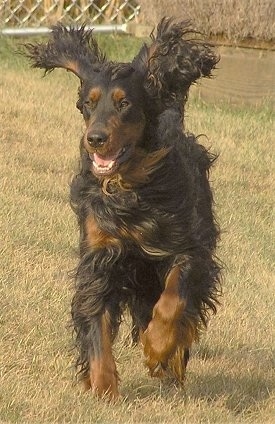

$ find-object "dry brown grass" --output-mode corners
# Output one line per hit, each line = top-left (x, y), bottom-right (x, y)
(0, 35), (274, 423)
(138, 0), (275, 43)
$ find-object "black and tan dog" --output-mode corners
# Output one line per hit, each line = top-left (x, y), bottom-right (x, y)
(25, 18), (221, 399)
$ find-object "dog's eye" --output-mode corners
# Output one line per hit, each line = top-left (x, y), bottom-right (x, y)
(119, 99), (130, 111)
(84, 100), (97, 110)
(82, 101), (97, 119)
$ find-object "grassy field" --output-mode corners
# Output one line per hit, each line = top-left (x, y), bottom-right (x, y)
(0, 34), (274, 423)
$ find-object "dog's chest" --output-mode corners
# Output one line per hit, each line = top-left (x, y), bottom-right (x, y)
(87, 188), (187, 257)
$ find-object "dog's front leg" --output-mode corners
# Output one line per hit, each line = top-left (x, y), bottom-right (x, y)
(71, 213), (123, 399)
(71, 246), (121, 399)
(72, 286), (120, 400)
(83, 310), (119, 399)
(141, 265), (197, 383)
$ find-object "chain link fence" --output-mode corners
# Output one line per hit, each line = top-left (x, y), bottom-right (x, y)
(0, 0), (140, 35)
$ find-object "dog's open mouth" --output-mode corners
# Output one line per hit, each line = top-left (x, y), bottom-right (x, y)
(89, 145), (132, 176)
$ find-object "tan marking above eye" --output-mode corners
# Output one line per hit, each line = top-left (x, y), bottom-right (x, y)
(88, 87), (102, 103)
(112, 88), (126, 103)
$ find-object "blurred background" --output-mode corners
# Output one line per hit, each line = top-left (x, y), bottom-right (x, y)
(0, 0), (274, 107)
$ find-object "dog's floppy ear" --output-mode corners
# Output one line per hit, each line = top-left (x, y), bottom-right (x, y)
(132, 18), (219, 108)
(24, 24), (105, 81)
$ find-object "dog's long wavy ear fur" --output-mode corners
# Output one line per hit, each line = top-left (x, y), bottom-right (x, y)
(24, 24), (106, 80)
(132, 17), (219, 108)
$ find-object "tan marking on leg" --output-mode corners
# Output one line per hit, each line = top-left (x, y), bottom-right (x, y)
(86, 311), (119, 400)
(142, 266), (197, 382)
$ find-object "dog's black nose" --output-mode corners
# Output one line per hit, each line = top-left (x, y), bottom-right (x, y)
(87, 132), (108, 147)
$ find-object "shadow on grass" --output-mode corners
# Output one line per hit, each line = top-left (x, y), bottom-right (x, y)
(187, 370), (273, 415)
(120, 345), (274, 417)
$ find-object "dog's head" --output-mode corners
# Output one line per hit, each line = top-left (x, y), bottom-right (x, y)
(76, 63), (147, 177)
(24, 19), (219, 179)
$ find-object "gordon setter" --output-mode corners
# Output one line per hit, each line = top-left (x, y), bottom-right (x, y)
(25, 18), (221, 399)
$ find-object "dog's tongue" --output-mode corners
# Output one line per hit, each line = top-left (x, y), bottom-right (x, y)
(93, 152), (115, 167)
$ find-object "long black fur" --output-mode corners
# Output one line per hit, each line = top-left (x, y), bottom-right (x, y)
(25, 17), (221, 387)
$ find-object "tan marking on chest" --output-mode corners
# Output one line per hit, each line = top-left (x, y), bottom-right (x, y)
(85, 215), (122, 250)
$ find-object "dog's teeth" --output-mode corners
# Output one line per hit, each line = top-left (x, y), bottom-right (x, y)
(93, 160), (115, 173)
